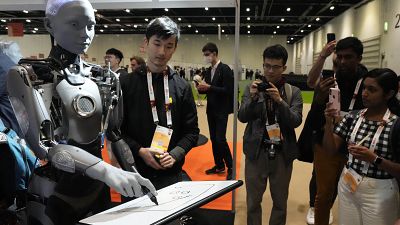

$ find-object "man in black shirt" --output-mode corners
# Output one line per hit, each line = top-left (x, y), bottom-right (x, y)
(120, 16), (199, 190)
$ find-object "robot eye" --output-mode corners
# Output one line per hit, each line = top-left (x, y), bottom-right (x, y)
(73, 95), (96, 118)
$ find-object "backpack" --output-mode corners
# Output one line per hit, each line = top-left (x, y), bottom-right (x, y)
(0, 118), (39, 208)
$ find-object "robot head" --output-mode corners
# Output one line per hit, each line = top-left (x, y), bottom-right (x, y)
(44, 0), (96, 54)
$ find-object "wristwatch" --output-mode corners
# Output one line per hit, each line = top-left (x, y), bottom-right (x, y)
(373, 156), (383, 166)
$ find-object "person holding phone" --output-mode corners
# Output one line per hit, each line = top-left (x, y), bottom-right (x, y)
(323, 68), (400, 225)
(303, 37), (368, 225)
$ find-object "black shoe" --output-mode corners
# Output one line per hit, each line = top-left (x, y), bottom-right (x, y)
(205, 166), (225, 175)
(226, 168), (233, 180)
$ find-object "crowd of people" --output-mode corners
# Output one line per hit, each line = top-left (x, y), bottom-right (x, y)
(1, 0), (400, 224)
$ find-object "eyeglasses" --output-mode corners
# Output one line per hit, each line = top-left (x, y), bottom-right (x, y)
(263, 64), (284, 71)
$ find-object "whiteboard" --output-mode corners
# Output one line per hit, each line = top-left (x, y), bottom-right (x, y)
(80, 180), (242, 225)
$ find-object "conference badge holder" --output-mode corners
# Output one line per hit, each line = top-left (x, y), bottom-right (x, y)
(151, 125), (173, 157)
(343, 167), (362, 193)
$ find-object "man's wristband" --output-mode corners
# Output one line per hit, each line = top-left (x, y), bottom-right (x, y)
(319, 54), (327, 59)
(373, 155), (383, 166)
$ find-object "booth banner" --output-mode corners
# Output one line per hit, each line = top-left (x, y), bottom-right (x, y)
(7, 23), (24, 37)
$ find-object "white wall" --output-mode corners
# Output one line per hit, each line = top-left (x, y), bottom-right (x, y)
(0, 34), (293, 74)
(291, 0), (400, 74)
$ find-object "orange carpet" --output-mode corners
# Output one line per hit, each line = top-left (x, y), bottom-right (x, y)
(182, 142), (242, 210)
(102, 141), (243, 209)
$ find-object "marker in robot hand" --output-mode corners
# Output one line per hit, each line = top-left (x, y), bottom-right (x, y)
(131, 166), (159, 205)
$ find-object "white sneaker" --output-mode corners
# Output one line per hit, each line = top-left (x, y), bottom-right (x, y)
(306, 207), (315, 225)
(329, 210), (333, 224)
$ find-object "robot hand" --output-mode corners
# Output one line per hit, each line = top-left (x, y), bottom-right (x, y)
(85, 161), (157, 197)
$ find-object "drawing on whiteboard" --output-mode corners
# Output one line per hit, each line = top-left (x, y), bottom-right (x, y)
(82, 183), (215, 223)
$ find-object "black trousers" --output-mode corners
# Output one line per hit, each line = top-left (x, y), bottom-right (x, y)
(207, 113), (232, 169)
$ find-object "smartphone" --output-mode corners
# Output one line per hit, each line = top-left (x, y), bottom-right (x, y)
(327, 33), (336, 43)
(329, 87), (341, 115)
(322, 69), (335, 79)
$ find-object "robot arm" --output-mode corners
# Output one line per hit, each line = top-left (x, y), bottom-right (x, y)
(48, 144), (156, 197)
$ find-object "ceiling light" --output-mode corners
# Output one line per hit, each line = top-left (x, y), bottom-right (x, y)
(218, 24), (221, 27)
(308, 24), (311, 27)
(23, 10), (28, 14)
(178, 17), (181, 21)
(287, 8), (291, 12)
(188, 24), (192, 28)
(212, 17), (216, 21)
(281, 18), (285, 22)
(32, 30), (36, 33)
(120, 28), (124, 31)
(247, 25), (250, 28)
(5, 27), (8, 30)
(330, 6), (335, 10)
(247, 17), (250, 21)
(316, 17), (320, 21)
(222, 29), (225, 33)
(104, 25), (108, 28)
(100, 29), (104, 32)
(125, 9), (130, 13)
(287, 41), (290, 43)
(116, 18), (120, 22)
(164, 8), (169, 12)
(134, 25), (138, 28)
(1, 19), (6, 22)
(205, 7), (208, 11)
(246, 8), (250, 12)
(291, 37), (294, 40)
(301, 30), (304, 32)
(195, 30), (198, 33)
(34, 28), (38, 31)
(277, 25), (280, 29)
(94, 9), (97, 12)
(247, 30), (250, 34)
(273, 31), (277, 34)
(145, 18), (149, 22)
(26, 19), (31, 23)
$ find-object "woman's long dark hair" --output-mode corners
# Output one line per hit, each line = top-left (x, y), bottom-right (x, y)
(364, 68), (400, 116)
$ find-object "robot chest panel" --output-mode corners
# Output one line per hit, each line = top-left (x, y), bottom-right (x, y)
(56, 78), (102, 143)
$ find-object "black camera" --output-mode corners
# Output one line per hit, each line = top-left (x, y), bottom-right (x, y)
(257, 81), (271, 92)
(268, 145), (276, 160)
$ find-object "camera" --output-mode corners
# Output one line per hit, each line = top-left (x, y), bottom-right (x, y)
(268, 145), (276, 160)
(322, 69), (334, 79)
(327, 33), (335, 43)
(257, 81), (271, 92)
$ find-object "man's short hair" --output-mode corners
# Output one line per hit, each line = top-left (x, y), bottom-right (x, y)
(106, 48), (123, 60)
(146, 16), (180, 44)
(202, 42), (218, 55)
(130, 55), (145, 66)
(263, 44), (288, 65)
(336, 37), (363, 57)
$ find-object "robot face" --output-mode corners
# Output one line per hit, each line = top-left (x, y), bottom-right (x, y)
(47, 1), (96, 54)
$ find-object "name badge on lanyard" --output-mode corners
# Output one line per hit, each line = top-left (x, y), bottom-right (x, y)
(343, 167), (363, 193)
(266, 123), (282, 143)
(147, 70), (174, 152)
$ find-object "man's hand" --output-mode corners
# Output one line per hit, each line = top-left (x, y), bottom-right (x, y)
(266, 82), (283, 103)
(320, 40), (336, 58)
(138, 147), (165, 170)
(250, 80), (261, 98)
(197, 82), (211, 92)
(158, 152), (176, 168)
(314, 77), (336, 104)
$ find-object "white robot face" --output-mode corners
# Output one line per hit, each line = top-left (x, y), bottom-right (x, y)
(45, 0), (96, 54)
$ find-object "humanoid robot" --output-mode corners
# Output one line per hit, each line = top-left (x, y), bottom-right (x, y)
(5, 0), (156, 224)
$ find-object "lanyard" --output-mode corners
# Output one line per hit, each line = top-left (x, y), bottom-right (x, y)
(349, 108), (391, 175)
(146, 70), (172, 128)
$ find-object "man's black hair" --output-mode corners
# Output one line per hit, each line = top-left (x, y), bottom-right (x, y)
(202, 42), (218, 56)
(336, 37), (363, 57)
(263, 44), (288, 65)
(106, 48), (123, 61)
(146, 16), (180, 44)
